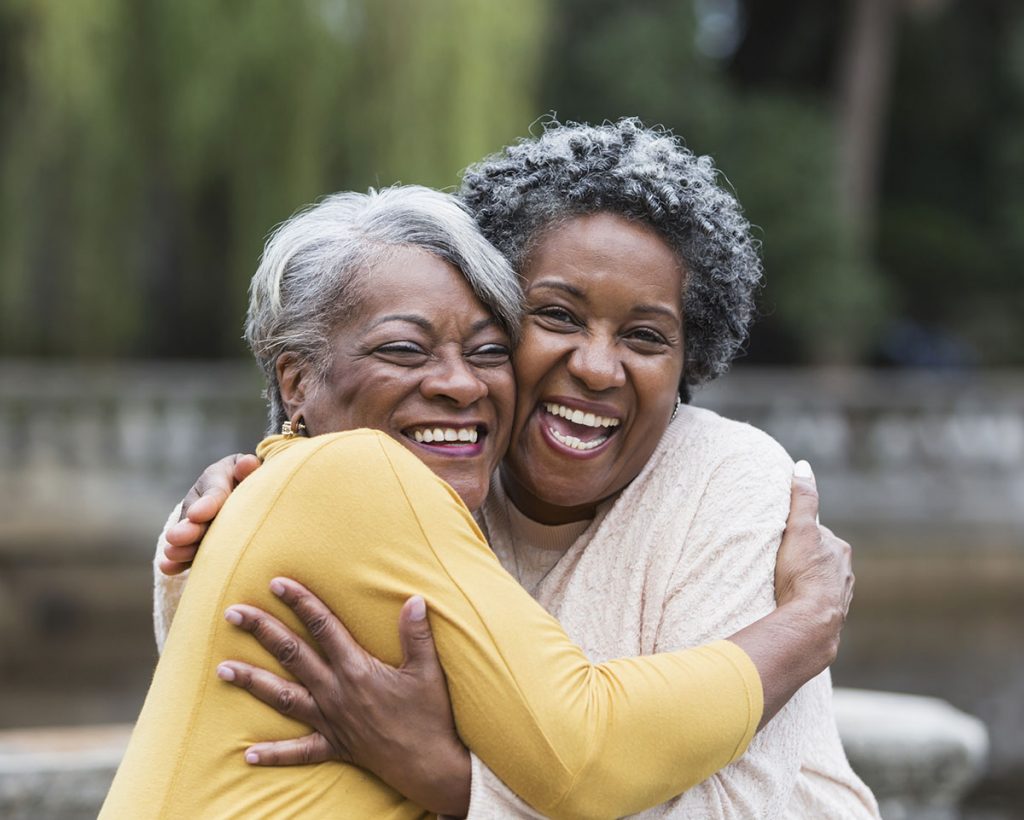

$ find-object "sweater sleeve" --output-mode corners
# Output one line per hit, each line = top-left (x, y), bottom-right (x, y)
(641, 440), (803, 819)
(152, 501), (188, 654)
(646, 433), (878, 820)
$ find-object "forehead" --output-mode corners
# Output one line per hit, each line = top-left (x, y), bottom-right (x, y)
(353, 246), (495, 324)
(524, 213), (685, 305)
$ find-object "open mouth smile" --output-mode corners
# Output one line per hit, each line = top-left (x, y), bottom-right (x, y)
(540, 401), (621, 454)
(404, 424), (486, 455)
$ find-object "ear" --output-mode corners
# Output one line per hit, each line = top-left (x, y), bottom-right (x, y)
(276, 352), (315, 421)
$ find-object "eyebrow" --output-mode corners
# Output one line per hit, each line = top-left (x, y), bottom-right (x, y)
(529, 279), (586, 300)
(371, 314), (433, 331)
(370, 314), (501, 334)
(529, 280), (681, 323)
(632, 304), (682, 322)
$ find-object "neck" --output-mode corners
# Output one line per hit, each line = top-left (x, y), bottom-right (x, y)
(499, 463), (603, 525)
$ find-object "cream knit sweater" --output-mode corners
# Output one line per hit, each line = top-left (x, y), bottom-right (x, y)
(154, 405), (878, 819)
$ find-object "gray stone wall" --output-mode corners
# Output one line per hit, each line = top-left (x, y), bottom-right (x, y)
(1, 361), (1021, 816)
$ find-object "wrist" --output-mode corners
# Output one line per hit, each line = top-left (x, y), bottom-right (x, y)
(432, 742), (471, 818)
(777, 596), (842, 671)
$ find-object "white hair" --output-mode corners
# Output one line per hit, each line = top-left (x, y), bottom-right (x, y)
(245, 185), (523, 431)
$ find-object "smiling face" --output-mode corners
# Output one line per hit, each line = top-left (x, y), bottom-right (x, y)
(285, 246), (516, 512)
(501, 212), (686, 524)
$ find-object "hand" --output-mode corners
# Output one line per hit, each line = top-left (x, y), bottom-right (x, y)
(773, 460), (854, 660)
(217, 578), (471, 818)
(159, 453), (260, 575)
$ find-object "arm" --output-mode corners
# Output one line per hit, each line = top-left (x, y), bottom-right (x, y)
(152, 453), (260, 651)
(110, 431), (762, 820)
(465, 460), (854, 818)
(152, 502), (188, 653)
(727, 460), (852, 729)
(646, 449), (831, 817)
(216, 461), (853, 817)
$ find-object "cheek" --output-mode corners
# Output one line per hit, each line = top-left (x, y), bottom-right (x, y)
(513, 329), (564, 396)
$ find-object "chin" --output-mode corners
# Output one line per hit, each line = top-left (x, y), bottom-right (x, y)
(529, 477), (605, 510)
(436, 472), (486, 512)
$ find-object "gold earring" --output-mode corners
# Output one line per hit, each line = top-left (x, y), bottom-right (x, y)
(281, 418), (307, 437)
(671, 395), (682, 421)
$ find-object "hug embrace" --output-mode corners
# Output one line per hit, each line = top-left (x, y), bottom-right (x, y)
(102, 119), (879, 819)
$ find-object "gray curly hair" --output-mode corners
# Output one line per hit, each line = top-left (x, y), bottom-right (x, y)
(245, 185), (524, 433)
(459, 117), (762, 399)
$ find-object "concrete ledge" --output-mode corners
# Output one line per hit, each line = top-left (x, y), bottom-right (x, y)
(0, 724), (130, 820)
(834, 688), (989, 819)
(0, 691), (992, 820)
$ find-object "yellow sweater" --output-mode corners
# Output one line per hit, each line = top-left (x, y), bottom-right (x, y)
(103, 430), (761, 820)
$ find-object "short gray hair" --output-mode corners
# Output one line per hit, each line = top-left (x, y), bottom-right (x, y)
(245, 184), (524, 432)
(460, 117), (762, 400)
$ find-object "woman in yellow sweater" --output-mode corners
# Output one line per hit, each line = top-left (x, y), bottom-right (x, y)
(108, 183), (852, 819)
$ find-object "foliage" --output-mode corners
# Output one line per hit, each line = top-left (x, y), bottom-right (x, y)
(0, 0), (1021, 367)
(0, 0), (548, 357)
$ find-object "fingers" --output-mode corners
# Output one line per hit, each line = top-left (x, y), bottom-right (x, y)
(186, 490), (230, 524)
(233, 453), (261, 484)
(789, 459), (820, 527)
(397, 596), (442, 674)
(216, 660), (320, 724)
(158, 557), (189, 576)
(243, 734), (339, 767)
(162, 543), (199, 566)
(181, 454), (244, 522)
(161, 518), (205, 575)
(224, 604), (333, 691)
(268, 578), (367, 673)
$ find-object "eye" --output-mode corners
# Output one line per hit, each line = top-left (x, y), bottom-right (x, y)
(467, 342), (512, 366)
(626, 327), (670, 348)
(374, 342), (429, 364)
(533, 305), (579, 329)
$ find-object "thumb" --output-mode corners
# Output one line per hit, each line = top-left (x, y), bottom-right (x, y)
(790, 459), (820, 524)
(398, 595), (441, 673)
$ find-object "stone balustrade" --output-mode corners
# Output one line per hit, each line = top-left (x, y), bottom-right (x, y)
(0, 690), (991, 820)
(0, 361), (1015, 816)
(3, 362), (1022, 550)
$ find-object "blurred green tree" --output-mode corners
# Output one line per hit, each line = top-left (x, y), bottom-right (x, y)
(1, 0), (1021, 367)
(0, 0), (548, 358)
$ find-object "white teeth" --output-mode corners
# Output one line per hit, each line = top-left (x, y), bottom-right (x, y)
(543, 403), (621, 429)
(549, 427), (609, 451)
(410, 426), (479, 445)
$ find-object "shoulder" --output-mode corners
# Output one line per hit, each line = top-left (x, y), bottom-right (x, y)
(255, 429), (439, 498)
(659, 405), (793, 483)
(261, 428), (415, 468)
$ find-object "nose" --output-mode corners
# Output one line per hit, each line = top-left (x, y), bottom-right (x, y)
(420, 354), (489, 408)
(566, 335), (626, 392)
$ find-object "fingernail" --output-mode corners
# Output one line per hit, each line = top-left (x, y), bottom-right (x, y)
(216, 664), (235, 681)
(245, 751), (260, 765)
(224, 608), (242, 625)
(793, 459), (814, 480)
(270, 579), (285, 597)
(408, 595), (426, 621)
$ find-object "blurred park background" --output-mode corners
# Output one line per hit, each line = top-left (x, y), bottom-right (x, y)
(1, 0), (1022, 817)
